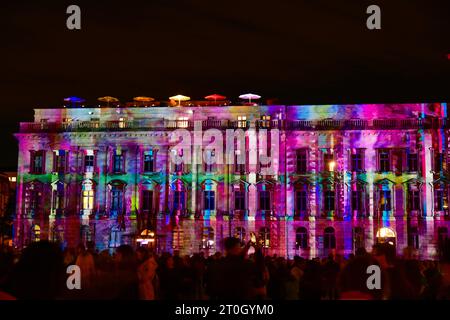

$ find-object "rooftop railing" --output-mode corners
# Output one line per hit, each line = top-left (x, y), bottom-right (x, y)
(18, 118), (449, 133)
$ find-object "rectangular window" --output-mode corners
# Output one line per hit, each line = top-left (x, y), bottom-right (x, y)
(177, 117), (189, 128)
(174, 191), (185, 210)
(112, 151), (124, 173)
(204, 149), (215, 173)
(407, 153), (418, 172)
(435, 189), (444, 211)
(30, 151), (45, 174)
(296, 149), (308, 174)
(204, 191), (215, 210)
(409, 189), (421, 211)
(234, 151), (246, 174)
(323, 153), (334, 171)
(380, 190), (392, 211)
(235, 190), (246, 210)
(84, 153), (95, 173)
(261, 115), (271, 128)
(351, 189), (361, 211)
(392, 149), (403, 173)
(82, 190), (94, 210)
(351, 149), (365, 172)
(324, 190), (335, 211)
(435, 152), (444, 172)
(237, 116), (247, 128)
(143, 151), (155, 173)
(378, 149), (390, 172)
(173, 149), (184, 173)
(142, 190), (153, 212)
(296, 190), (308, 213)
(259, 190), (271, 211)
(111, 189), (123, 212)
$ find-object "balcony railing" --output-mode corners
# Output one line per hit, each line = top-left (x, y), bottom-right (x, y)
(18, 118), (449, 133)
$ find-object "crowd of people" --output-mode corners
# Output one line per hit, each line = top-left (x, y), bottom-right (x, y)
(1, 238), (450, 300)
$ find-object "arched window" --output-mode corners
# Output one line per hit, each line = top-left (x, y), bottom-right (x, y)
(408, 226), (419, 249)
(259, 227), (271, 248)
(30, 225), (41, 242)
(201, 227), (215, 249)
(324, 227), (336, 249)
(295, 227), (308, 249)
(352, 227), (365, 251)
(234, 227), (246, 242)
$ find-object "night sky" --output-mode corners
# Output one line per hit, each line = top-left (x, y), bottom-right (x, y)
(1, 0), (449, 169)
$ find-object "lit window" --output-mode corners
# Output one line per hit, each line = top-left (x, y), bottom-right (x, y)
(202, 227), (215, 249)
(31, 225), (41, 242)
(119, 117), (126, 128)
(177, 117), (189, 128)
(237, 116), (247, 128)
(259, 227), (270, 248)
(172, 227), (184, 250)
(323, 153), (334, 172)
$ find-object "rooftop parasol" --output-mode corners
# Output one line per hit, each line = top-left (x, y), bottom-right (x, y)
(63, 96), (85, 107)
(205, 94), (227, 104)
(133, 96), (155, 102)
(169, 94), (190, 106)
(239, 93), (261, 104)
(98, 96), (119, 107)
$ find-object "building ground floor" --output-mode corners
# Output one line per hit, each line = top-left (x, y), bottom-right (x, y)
(12, 215), (450, 260)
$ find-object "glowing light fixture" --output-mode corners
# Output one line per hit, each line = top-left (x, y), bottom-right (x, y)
(239, 93), (261, 104)
(376, 227), (396, 238)
(169, 94), (190, 106)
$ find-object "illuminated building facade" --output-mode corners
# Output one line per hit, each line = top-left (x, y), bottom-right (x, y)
(14, 101), (450, 259)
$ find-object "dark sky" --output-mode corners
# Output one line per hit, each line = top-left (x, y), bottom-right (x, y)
(1, 0), (449, 169)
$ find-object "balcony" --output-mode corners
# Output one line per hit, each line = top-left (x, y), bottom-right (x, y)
(18, 117), (448, 133)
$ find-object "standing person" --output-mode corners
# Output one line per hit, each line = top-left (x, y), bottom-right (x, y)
(136, 247), (158, 300)
(113, 245), (139, 299)
(158, 255), (181, 300)
(208, 237), (257, 300)
(9, 241), (66, 299)
(75, 243), (96, 294)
